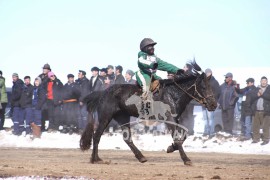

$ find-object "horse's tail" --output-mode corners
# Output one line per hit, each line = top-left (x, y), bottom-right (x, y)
(83, 91), (104, 113)
(80, 115), (94, 151)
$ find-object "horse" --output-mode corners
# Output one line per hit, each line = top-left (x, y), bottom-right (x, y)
(80, 61), (217, 165)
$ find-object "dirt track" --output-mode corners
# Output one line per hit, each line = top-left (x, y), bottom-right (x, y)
(0, 148), (270, 180)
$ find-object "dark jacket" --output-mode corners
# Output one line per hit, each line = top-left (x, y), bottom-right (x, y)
(89, 76), (104, 92)
(114, 74), (125, 84)
(126, 79), (137, 85)
(38, 73), (50, 90)
(239, 85), (256, 116)
(47, 78), (63, 105)
(250, 85), (270, 116)
(218, 81), (239, 110)
(209, 76), (221, 101)
(20, 84), (34, 108)
(32, 86), (47, 110)
(11, 79), (24, 107)
(75, 77), (90, 102)
(62, 82), (81, 101)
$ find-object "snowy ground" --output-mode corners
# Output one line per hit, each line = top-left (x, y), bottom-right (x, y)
(0, 118), (269, 155)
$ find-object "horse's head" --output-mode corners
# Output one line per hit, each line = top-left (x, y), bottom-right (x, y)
(195, 72), (217, 111)
(174, 60), (217, 111)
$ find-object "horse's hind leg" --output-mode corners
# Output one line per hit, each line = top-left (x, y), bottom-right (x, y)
(91, 114), (111, 164)
(121, 124), (147, 163)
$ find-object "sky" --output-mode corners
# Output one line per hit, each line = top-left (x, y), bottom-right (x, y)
(0, 0), (270, 87)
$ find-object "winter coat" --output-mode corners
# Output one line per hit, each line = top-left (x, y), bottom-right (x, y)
(20, 84), (34, 108)
(62, 82), (81, 101)
(126, 79), (137, 85)
(0, 77), (8, 103)
(239, 85), (256, 116)
(32, 86), (46, 110)
(47, 78), (63, 105)
(114, 74), (126, 84)
(38, 73), (50, 89)
(11, 79), (24, 107)
(250, 85), (270, 116)
(209, 76), (221, 101)
(75, 77), (90, 102)
(89, 76), (104, 92)
(218, 81), (239, 110)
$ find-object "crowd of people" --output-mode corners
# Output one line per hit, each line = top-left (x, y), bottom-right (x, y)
(0, 38), (269, 145)
(0, 64), (137, 139)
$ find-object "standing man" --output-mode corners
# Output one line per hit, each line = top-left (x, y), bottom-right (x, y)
(75, 70), (90, 133)
(38, 63), (51, 132)
(218, 72), (239, 135)
(114, 65), (125, 84)
(104, 65), (115, 87)
(19, 76), (34, 135)
(0, 71), (8, 130)
(89, 67), (104, 92)
(125, 70), (137, 84)
(10, 73), (24, 135)
(236, 78), (256, 141)
(250, 76), (270, 145)
(203, 68), (220, 136)
(46, 72), (63, 132)
(61, 74), (81, 134)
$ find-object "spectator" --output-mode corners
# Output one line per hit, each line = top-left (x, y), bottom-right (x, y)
(0, 70), (8, 130)
(236, 78), (256, 141)
(46, 72), (63, 132)
(89, 67), (104, 92)
(61, 74), (81, 134)
(125, 70), (136, 84)
(250, 76), (270, 145)
(75, 70), (90, 133)
(31, 77), (46, 139)
(167, 71), (175, 80)
(19, 76), (34, 135)
(218, 72), (239, 135)
(104, 65), (115, 87)
(114, 65), (125, 84)
(99, 68), (107, 80)
(10, 73), (24, 135)
(203, 68), (220, 136)
(38, 63), (51, 132)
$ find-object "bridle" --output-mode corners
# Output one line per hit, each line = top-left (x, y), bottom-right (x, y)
(173, 76), (213, 105)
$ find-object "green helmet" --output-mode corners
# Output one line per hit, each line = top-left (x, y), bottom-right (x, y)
(140, 38), (157, 50)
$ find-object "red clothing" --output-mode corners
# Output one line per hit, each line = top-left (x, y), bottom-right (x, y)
(47, 81), (53, 99)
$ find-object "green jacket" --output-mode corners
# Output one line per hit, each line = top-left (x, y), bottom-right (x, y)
(137, 51), (179, 75)
(0, 77), (8, 103)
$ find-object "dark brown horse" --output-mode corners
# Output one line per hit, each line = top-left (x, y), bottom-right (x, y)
(80, 61), (217, 165)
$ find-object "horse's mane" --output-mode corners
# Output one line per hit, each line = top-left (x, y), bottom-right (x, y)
(160, 59), (202, 86)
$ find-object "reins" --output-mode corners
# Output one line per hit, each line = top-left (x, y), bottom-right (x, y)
(172, 78), (206, 105)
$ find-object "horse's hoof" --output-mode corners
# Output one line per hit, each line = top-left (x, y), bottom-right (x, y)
(184, 161), (192, 166)
(139, 157), (147, 163)
(167, 145), (175, 153)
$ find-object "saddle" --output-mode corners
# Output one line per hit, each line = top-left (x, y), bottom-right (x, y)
(149, 77), (160, 94)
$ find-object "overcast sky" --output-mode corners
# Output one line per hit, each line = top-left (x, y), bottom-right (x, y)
(1, 0), (270, 87)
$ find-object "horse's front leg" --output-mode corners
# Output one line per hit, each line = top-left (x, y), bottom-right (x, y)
(121, 125), (147, 163)
(167, 123), (192, 165)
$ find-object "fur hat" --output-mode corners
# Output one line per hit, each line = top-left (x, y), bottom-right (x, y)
(35, 77), (42, 85)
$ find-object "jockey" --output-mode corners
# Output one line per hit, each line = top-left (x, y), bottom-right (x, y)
(135, 38), (181, 96)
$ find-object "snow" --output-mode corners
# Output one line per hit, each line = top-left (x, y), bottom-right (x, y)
(1, 119), (270, 155)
